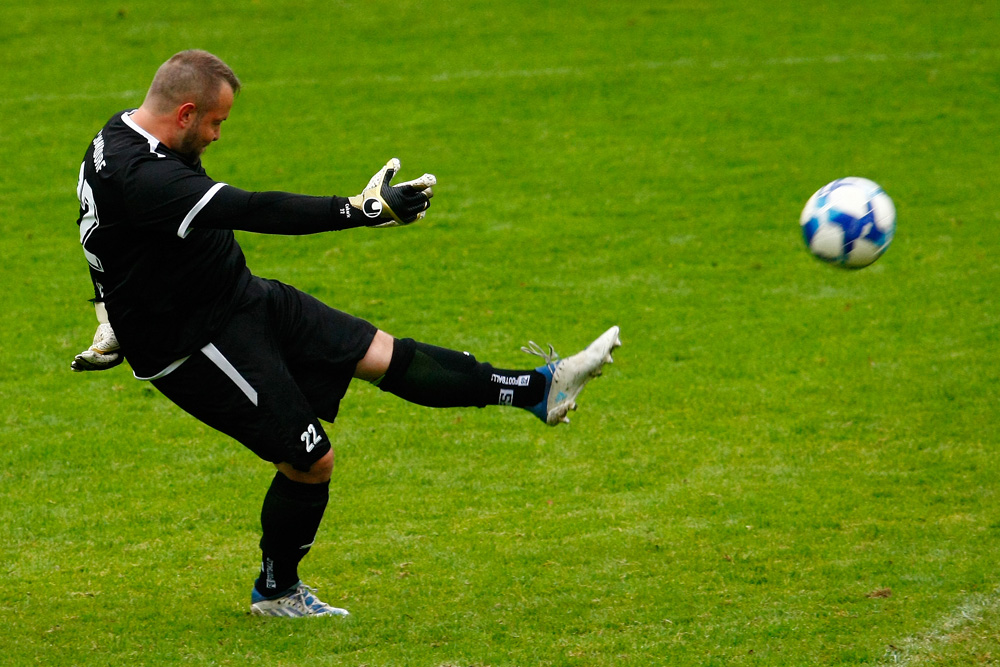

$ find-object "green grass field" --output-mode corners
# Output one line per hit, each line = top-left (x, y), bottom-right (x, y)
(2, 1), (999, 664)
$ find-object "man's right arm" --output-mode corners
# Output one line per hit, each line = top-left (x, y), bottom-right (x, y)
(71, 301), (123, 372)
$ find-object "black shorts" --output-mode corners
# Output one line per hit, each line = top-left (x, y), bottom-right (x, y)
(151, 276), (377, 472)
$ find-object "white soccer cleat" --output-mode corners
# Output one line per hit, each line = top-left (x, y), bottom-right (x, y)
(523, 325), (621, 426)
(250, 582), (349, 618)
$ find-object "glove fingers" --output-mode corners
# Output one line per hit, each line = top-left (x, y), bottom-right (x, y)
(393, 184), (433, 200)
(382, 166), (396, 187)
(395, 173), (437, 192)
(374, 157), (402, 190)
(404, 193), (431, 221)
(365, 158), (399, 192)
(72, 350), (121, 371)
(72, 355), (101, 371)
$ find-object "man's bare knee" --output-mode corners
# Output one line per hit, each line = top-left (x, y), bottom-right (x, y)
(355, 329), (394, 381)
(277, 449), (333, 484)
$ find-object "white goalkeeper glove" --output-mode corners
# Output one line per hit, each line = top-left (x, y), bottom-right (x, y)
(72, 302), (122, 372)
(348, 158), (436, 228)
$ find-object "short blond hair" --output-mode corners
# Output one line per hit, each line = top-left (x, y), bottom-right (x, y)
(145, 50), (241, 113)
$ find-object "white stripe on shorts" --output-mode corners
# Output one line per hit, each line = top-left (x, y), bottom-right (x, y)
(133, 355), (191, 381)
(201, 342), (259, 406)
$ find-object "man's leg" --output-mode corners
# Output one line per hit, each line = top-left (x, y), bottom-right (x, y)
(149, 278), (376, 618)
(253, 451), (333, 598)
(247, 451), (349, 617)
(355, 327), (621, 424)
(356, 330), (546, 408)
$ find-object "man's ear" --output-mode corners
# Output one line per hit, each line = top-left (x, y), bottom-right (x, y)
(177, 102), (197, 128)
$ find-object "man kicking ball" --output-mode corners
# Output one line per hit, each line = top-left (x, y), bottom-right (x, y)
(72, 49), (620, 617)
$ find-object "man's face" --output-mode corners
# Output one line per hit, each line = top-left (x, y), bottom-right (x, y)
(176, 83), (234, 159)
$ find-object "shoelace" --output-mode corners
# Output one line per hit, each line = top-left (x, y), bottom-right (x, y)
(521, 341), (560, 373)
(290, 584), (328, 612)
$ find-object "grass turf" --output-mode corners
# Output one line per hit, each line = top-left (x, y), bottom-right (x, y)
(1, 1), (998, 664)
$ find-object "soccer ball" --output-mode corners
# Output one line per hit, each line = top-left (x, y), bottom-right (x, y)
(800, 177), (896, 268)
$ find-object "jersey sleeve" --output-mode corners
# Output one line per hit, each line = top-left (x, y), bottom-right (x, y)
(193, 185), (365, 235)
(124, 155), (365, 237)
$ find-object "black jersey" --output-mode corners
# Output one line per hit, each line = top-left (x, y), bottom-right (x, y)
(76, 110), (362, 377)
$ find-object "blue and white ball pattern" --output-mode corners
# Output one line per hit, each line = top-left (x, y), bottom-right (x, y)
(800, 177), (896, 269)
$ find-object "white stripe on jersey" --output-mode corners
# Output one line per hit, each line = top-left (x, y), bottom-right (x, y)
(178, 182), (227, 238)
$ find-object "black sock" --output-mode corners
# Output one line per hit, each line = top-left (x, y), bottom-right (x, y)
(254, 472), (329, 597)
(377, 338), (546, 408)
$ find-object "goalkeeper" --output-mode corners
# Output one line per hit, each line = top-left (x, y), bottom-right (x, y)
(73, 50), (620, 618)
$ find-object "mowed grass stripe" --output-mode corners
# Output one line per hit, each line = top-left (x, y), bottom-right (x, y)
(3, 46), (995, 106)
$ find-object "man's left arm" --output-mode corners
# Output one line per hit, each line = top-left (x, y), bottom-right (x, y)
(194, 158), (436, 234)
